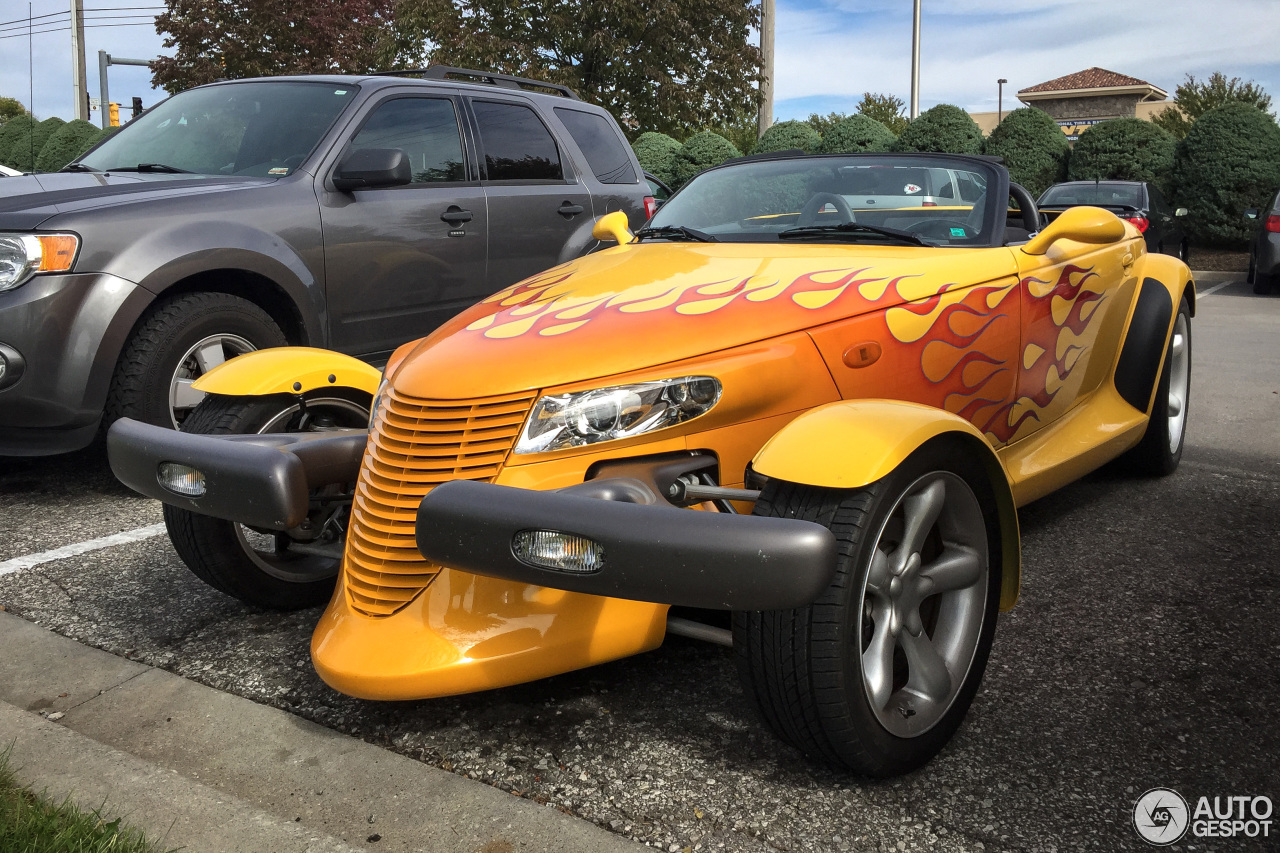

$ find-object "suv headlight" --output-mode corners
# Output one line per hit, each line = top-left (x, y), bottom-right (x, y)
(0, 234), (79, 292)
(515, 375), (722, 454)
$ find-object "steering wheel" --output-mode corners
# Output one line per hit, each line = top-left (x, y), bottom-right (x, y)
(901, 218), (972, 240)
(797, 192), (855, 226)
(1009, 183), (1040, 232)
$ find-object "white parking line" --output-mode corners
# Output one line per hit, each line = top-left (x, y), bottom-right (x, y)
(0, 524), (167, 577)
(1197, 280), (1235, 298)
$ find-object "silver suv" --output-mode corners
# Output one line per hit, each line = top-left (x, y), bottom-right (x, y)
(0, 67), (652, 455)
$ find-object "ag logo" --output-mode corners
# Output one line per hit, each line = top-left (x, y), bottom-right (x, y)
(1134, 788), (1190, 845)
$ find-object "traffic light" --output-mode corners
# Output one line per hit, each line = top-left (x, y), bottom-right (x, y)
(108, 102), (119, 127)
(131, 97), (143, 119)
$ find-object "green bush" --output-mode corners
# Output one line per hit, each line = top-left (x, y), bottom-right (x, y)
(1067, 118), (1176, 191)
(0, 114), (37, 169)
(818, 114), (896, 154)
(631, 131), (682, 185)
(893, 104), (983, 154)
(752, 119), (820, 155)
(6, 117), (65, 172)
(670, 130), (740, 188)
(1171, 103), (1280, 246)
(982, 108), (1069, 197)
(35, 119), (102, 172)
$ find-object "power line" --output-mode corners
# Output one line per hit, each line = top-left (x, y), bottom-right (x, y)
(0, 6), (163, 29)
(0, 9), (67, 28)
(0, 21), (157, 40)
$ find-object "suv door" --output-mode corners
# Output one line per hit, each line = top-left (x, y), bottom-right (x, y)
(320, 94), (488, 356)
(467, 98), (594, 288)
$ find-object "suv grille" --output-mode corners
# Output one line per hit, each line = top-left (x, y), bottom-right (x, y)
(344, 388), (535, 616)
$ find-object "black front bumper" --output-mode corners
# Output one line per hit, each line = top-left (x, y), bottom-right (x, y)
(107, 418), (367, 529)
(415, 479), (838, 611)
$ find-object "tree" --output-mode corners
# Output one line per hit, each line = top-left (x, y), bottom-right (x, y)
(632, 131), (682, 185)
(893, 104), (982, 154)
(35, 119), (103, 172)
(983, 107), (1068, 196)
(1170, 102), (1280, 246)
(0, 97), (27, 125)
(806, 112), (849, 136)
(818, 114), (895, 154)
(857, 93), (907, 136)
(393, 0), (763, 140)
(753, 119), (820, 155)
(151, 0), (396, 93)
(1151, 72), (1273, 139)
(669, 130), (740, 188)
(1068, 118), (1176, 190)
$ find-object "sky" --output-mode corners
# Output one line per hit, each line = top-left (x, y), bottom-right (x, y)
(2, 0), (1279, 126)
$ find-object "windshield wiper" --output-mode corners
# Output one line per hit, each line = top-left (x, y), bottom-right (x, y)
(108, 163), (193, 174)
(634, 224), (719, 243)
(60, 163), (99, 173)
(779, 222), (932, 247)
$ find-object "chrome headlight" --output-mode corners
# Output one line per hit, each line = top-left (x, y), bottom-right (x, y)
(368, 375), (389, 426)
(515, 375), (722, 454)
(0, 233), (79, 292)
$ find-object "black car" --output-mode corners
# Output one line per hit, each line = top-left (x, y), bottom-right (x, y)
(1245, 189), (1280, 295)
(0, 67), (653, 455)
(1038, 180), (1189, 262)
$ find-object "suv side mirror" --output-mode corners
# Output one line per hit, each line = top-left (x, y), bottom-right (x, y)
(1245, 208), (1260, 220)
(1020, 206), (1127, 256)
(333, 148), (412, 191)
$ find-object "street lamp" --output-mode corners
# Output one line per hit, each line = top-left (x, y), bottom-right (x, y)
(997, 78), (1008, 124)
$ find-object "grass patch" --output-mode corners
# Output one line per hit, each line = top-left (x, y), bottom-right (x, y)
(0, 746), (167, 853)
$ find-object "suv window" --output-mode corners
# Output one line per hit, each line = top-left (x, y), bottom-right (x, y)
(554, 108), (636, 184)
(472, 101), (564, 182)
(351, 98), (466, 184)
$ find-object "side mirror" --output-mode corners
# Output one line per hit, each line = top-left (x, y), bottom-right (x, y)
(1175, 207), (1188, 217)
(592, 210), (634, 245)
(1021, 206), (1127, 256)
(1245, 208), (1260, 220)
(333, 148), (412, 191)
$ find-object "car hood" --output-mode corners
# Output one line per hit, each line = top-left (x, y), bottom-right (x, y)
(0, 172), (275, 230)
(390, 241), (1020, 400)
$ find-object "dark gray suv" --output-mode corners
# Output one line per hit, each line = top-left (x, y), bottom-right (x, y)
(0, 68), (652, 455)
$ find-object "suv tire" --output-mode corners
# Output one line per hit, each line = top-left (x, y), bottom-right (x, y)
(106, 292), (287, 430)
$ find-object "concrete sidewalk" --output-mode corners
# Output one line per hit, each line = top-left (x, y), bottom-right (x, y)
(0, 612), (645, 853)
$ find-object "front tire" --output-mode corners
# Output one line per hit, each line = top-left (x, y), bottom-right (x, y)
(163, 391), (370, 609)
(734, 440), (1001, 777)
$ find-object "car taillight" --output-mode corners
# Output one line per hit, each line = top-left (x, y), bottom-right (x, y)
(1123, 215), (1150, 233)
(1266, 215), (1280, 233)
(643, 196), (657, 219)
(921, 200), (937, 207)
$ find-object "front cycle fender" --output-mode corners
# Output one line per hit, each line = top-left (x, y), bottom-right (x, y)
(191, 346), (382, 398)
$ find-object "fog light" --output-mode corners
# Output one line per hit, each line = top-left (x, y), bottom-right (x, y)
(158, 462), (206, 497)
(512, 529), (605, 574)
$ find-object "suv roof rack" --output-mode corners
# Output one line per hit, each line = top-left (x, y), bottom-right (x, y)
(370, 65), (581, 100)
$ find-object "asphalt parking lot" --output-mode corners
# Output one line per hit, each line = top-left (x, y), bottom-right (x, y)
(1, 276), (1277, 853)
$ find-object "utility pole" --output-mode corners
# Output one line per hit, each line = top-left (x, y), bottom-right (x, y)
(909, 0), (921, 119)
(997, 78), (1007, 124)
(757, 0), (775, 140)
(70, 0), (89, 120)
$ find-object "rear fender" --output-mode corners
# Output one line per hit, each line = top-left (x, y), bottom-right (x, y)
(1114, 254), (1195, 415)
(191, 346), (382, 397)
(752, 400), (1021, 611)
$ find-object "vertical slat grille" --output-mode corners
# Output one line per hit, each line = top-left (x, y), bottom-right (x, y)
(344, 388), (533, 616)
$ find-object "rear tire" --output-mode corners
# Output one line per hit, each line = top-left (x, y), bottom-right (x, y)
(734, 439), (1001, 777)
(1118, 298), (1191, 476)
(107, 292), (287, 431)
(164, 391), (370, 609)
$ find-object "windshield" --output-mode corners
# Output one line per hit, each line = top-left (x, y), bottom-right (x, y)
(79, 81), (359, 177)
(1040, 183), (1143, 208)
(647, 155), (998, 246)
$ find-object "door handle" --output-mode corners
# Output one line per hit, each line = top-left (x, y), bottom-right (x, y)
(558, 202), (585, 218)
(441, 206), (473, 225)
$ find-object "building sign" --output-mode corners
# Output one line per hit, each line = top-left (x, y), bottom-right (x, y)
(1057, 118), (1106, 142)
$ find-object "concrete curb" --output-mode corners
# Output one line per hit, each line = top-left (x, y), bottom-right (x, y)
(1190, 270), (1244, 282)
(0, 612), (645, 853)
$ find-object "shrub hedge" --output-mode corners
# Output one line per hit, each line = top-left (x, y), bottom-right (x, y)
(1067, 118), (1177, 191)
(818, 114), (896, 154)
(35, 120), (103, 172)
(893, 104), (983, 154)
(670, 130), (740, 188)
(1170, 103), (1280, 246)
(752, 119), (820, 155)
(631, 131), (682, 186)
(6, 117), (65, 172)
(0, 114), (38, 169)
(982, 107), (1068, 196)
